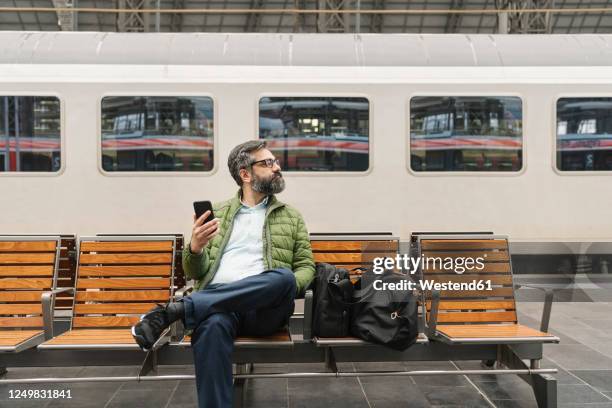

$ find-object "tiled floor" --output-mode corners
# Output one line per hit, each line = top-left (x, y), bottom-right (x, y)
(2, 301), (612, 407)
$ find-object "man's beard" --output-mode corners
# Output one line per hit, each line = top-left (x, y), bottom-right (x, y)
(252, 171), (285, 195)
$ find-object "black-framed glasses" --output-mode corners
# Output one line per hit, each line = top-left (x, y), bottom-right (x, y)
(250, 158), (280, 168)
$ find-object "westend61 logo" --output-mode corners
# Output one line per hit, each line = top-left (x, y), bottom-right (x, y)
(370, 254), (493, 292)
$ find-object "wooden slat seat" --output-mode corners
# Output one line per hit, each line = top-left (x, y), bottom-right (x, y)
(435, 324), (557, 342)
(0, 236), (61, 353)
(178, 329), (293, 348)
(38, 236), (176, 350)
(0, 330), (45, 351)
(40, 329), (138, 349)
(418, 235), (559, 344)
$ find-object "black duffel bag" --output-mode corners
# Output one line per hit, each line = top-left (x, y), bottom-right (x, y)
(312, 263), (353, 337)
(350, 271), (419, 351)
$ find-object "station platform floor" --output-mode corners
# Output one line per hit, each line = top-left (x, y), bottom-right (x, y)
(1, 300), (612, 408)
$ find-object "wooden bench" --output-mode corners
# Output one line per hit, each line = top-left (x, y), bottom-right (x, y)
(38, 236), (176, 350)
(411, 234), (559, 408)
(2, 233), (560, 408)
(0, 236), (61, 376)
(417, 235), (559, 344)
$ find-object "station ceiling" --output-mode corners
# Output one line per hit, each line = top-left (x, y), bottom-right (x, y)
(0, 0), (611, 34)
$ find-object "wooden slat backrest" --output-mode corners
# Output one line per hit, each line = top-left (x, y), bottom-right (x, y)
(96, 233), (186, 295)
(418, 236), (518, 325)
(72, 237), (176, 329)
(0, 236), (60, 329)
(311, 238), (400, 278)
(0, 234), (77, 310)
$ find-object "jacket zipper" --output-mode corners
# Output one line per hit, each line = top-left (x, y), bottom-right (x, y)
(263, 202), (282, 268)
(205, 205), (241, 286)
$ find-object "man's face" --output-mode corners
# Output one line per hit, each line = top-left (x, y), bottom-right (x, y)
(247, 148), (285, 195)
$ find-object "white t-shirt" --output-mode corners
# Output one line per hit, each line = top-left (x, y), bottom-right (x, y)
(210, 197), (268, 285)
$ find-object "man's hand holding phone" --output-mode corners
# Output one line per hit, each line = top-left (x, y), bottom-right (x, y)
(190, 210), (220, 254)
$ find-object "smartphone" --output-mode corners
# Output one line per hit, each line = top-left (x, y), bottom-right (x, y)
(193, 201), (215, 225)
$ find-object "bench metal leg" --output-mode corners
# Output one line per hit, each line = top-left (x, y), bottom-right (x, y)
(233, 363), (249, 408)
(482, 345), (504, 368)
(532, 373), (557, 408)
(324, 348), (337, 373)
(139, 351), (158, 377)
(500, 345), (557, 408)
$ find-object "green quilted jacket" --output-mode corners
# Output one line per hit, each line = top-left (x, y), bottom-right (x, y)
(182, 191), (315, 296)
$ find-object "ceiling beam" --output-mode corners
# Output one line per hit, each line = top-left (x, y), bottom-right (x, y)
(445, 0), (464, 32)
(418, 0), (427, 32)
(170, 0), (185, 32)
(371, 0), (384, 33)
(245, 0), (264, 31)
(497, 0), (553, 34)
(594, 0), (611, 32)
(317, 0), (350, 33)
(51, 0), (76, 31)
(294, 0), (306, 32)
(117, 0), (150, 32)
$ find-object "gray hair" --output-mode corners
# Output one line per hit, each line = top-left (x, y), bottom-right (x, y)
(227, 140), (267, 186)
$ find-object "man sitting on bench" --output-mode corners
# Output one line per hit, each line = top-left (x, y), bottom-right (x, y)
(132, 140), (315, 408)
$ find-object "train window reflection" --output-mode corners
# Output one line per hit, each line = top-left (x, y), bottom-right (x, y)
(410, 96), (523, 172)
(0, 96), (61, 172)
(557, 98), (612, 171)
(101, 96), (214, 172)
(258, 97), (369, 172)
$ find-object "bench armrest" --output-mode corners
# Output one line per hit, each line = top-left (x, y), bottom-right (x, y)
(424, 289), (440, 337)
(172, 283), (194, 340)
(42, 288), (75, 340)
(303, 289), (314, 341)
(175, 283), (194, 300)
(514, 283), (555, 333)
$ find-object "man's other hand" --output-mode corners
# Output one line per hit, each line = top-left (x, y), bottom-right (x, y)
(190, 211), (220, 254)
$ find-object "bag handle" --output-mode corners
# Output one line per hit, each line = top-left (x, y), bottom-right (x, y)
(326, 266), (377, 306)
(327, 279), (353, 302)
(328, 279), (378, 306)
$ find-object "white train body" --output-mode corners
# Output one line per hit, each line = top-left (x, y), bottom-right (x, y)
(1, 32), (612, 244)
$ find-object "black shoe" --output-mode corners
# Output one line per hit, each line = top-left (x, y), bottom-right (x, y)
(131, 303), (171, 352)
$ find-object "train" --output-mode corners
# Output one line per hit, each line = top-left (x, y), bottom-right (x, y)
(1, 32), (612, 251)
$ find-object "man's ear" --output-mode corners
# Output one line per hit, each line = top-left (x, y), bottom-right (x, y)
(239, 168), (252, 184)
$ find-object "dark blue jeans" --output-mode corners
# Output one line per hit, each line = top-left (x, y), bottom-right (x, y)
(183, 268), (296, 408)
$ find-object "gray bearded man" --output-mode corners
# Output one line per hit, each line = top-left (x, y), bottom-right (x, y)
(132, 140), (315, 408)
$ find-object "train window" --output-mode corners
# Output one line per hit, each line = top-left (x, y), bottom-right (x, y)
(556, 97), (612, 171)
(101, 96), (214, 172)
(258, 97), (369, 172)
(0, 96), (61, 172)
(410, 96), (523, 172)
